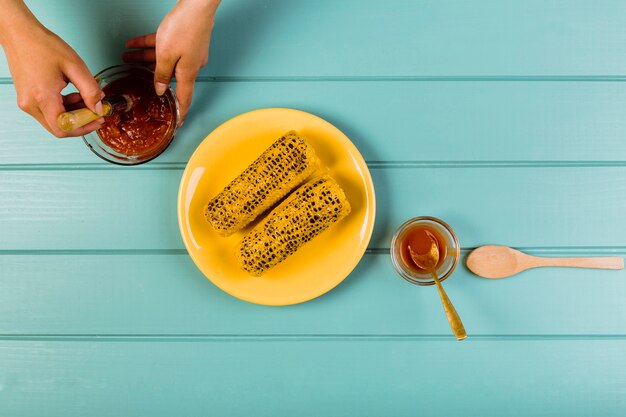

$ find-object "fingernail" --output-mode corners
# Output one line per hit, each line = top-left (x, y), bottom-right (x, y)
(95, 100), (103, 115)
(155, 82), (167, 96)
(97, 117), (105, 124)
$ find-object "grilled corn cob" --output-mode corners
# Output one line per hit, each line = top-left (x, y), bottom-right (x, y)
(235, 175), (351, 276)
(205, 131), (321, 236)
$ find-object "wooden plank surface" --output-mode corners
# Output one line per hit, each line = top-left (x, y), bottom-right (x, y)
(1, 252), (624, 336)
(2, 1), (626, 77)
(1, 339), (625, 417)
(3, 81), (626, 165)
(0, 167), (624, 250)
(2, 0), (626, 415)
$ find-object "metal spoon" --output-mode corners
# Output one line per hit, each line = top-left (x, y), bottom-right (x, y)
(409, 233), (467, 341)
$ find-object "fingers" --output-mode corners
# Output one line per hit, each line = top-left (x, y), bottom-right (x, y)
(39, 92), (83, 137)
(154, 54), (178, 96)
(63, 60), (104, 114)
(174, 76), (195, 124)
(63, 92), (83, 106)
(127, 32), (177, 95)
(62, 92), (85, 111)
(170, 52), (203, 124)
(16, 73), (102, 137)
(39, 92), (73, 137)
(69, 117), (105, 136)
(125, 33), (156, 49)
(28, 97), (103, 138)
(122, 49), (157, 63)
(124, 33), (158, 65)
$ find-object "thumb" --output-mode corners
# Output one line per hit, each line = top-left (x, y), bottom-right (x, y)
(154, 55), (177, 96)
(64, 60), (104, 113)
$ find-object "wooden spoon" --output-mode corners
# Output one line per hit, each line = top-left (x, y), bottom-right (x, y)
(467, 245), (624, 279)
(409, 232), (467, 341)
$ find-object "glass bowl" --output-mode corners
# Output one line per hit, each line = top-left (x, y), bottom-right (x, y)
(390, 216), (460, 286)
(82, 64), (180, 165)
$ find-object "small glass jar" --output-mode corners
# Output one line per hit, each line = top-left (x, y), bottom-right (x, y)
(82, 64), (180, 165)
(390, 216), (460, 286)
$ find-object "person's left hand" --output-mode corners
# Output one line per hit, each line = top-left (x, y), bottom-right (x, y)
(123, 0), (220, 124)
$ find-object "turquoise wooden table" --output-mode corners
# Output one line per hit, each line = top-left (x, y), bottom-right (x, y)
(2, 1), (626, 415)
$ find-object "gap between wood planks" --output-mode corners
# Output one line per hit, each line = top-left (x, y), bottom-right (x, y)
(0, 334), (626, 342)
(5, 75), (626, 84)
(1, 161), (626, 171)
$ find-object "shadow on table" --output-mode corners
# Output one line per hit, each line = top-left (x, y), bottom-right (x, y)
(65, 0), (158, 71)
(188, 0), (294, 122)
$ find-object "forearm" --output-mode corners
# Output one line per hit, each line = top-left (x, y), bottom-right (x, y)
(0, 0), (43, 46)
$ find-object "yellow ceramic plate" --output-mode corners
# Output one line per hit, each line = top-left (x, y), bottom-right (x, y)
(178, 108), (376, 306)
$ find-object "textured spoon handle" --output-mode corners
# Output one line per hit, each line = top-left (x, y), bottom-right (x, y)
(56, 95), (132, 132)
(57, 103), (111, 132)
(432, 273), (467, 341)
(531, 256), (624, 270)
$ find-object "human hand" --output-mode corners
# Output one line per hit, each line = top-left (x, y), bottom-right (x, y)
(123, 0), (220, 124)
(1, 14), (104, 137)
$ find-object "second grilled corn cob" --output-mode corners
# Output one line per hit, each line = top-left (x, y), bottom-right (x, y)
(235, 175), (351, 276)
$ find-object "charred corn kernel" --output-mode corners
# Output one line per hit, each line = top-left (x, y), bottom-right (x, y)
(205, 131), (321, 236)
(235, 175), (351, 276)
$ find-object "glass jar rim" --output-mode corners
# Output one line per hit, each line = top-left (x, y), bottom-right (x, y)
(390, 216), (460, 286)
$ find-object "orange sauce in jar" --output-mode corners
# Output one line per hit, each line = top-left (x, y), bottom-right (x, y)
(399, 226), (448, 272)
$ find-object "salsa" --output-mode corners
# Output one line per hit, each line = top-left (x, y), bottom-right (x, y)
(399, 226), (448, 272)
(97, 75), (174, 156)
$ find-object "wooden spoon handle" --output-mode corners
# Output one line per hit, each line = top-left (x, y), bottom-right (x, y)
(431, 273), (467, 341)
(57, 101), (117, 132)
(530, 256), (624, 270)
(56, 95), (132, 132)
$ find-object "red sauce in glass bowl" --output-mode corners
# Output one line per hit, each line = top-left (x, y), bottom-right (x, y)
(97, 76), (174, 156)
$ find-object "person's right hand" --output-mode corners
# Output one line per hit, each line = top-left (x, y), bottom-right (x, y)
(1, 22), (104, 137)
